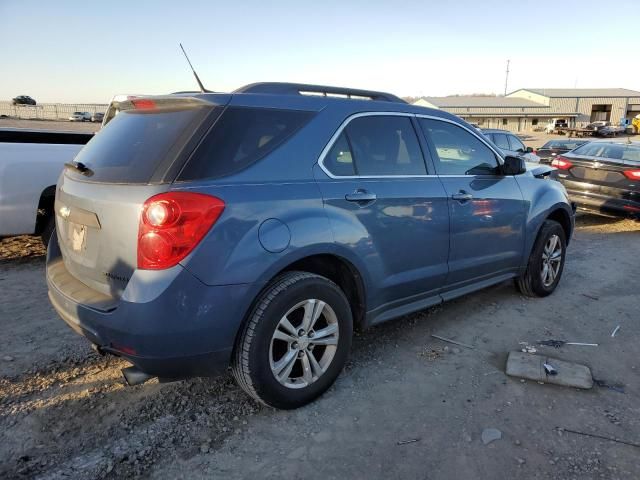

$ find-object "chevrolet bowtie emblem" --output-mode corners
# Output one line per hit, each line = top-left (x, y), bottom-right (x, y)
(59, 206), (71, 218)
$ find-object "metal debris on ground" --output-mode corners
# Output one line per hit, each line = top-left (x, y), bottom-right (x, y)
(593, 379), (626, 394)
(611, 325), (621, 337)
(538, 340), (598, 348)
(431, 334), (474, 350)
(397, 438), (421, 445)
(581, 293), (599, 300)
(543, 363), (558, 376)
(559, 427), (640, 448)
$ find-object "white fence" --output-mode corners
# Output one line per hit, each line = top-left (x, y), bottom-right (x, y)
(0, 101), (109, 120)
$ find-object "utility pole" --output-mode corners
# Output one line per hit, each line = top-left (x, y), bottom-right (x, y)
(504, 59), (510, 96)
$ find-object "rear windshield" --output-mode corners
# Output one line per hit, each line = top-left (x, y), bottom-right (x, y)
(572, 142), (640, 162)
(542, 140), (585, 150)
(178, 106), (314, 181)
(69, 105), (210, 183)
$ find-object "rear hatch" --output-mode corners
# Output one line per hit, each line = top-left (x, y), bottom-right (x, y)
(55, 95), (227, 298)
(560, 142), (640, 192)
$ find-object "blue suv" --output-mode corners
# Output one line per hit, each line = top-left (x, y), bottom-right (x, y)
(47, 83), (574, 408)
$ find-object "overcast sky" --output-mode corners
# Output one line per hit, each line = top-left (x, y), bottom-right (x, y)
(2, 0), (639, 103)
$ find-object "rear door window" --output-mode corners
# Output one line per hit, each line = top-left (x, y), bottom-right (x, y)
(179, 107), (314, 181)
(344, 116), (426, 175)
(70, 105), (211, 183)
(324, 132), (356, 176)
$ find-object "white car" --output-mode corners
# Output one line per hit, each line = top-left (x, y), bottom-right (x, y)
(0, 128), (92, 242)
(69, 111), (91, 122)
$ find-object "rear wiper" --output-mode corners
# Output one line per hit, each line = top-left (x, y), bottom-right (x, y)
(64, 160), (94, 177)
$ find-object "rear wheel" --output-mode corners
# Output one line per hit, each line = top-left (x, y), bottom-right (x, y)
(232, 271), (353, 409)
(516, 220), (566, 297)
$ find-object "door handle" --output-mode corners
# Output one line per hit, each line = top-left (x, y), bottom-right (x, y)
(452, 191), (473, 202)
(345, 189), (377, 204)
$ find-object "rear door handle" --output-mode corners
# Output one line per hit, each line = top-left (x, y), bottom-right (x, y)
(345, 189), (377, 204)
(452, 191), (473, 202)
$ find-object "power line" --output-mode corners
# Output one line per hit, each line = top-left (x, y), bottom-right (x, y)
(504, 59), (510, 96)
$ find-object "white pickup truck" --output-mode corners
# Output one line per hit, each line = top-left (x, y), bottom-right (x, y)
(0, 129), (93, 243)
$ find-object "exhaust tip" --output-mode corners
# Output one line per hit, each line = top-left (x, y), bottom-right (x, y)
(122, 366), (155, 386)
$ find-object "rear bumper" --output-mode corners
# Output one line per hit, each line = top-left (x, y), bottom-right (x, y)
(46, 235), (256, 378)
(563, 182), (640, 218)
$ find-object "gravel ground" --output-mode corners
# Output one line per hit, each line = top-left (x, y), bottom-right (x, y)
(1, 214), (638, 479)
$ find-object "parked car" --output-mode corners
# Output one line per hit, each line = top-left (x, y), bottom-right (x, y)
(69, 112), (91, 122)
(47, 83), (574, 409)
(537, 139), (588, 164)
(551, 140), (640, 218)
(0, 128), (92, 242)
(481, 128), (541, 163)
(12, 95), (36, 106)
(585, 121), (625, 137)
(91, 112), (105, 123)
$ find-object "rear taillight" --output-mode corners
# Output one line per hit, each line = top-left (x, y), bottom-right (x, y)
(138, 192), (224, 270)
(551, 156), (573, 170)
(623, 169), (640, 180)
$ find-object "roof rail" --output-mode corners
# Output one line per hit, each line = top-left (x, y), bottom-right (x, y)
(233, 82), (406, 103)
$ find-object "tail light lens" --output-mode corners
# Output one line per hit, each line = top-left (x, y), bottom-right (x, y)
(138, 192), (224, 270)
(551, 156), (573, 170)
(623, 169), (640, 180)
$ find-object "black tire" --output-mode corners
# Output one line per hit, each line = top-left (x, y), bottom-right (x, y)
(232, 271), (353, 409)
(40, 216), (55, 248)
(516, 220), (566, 297)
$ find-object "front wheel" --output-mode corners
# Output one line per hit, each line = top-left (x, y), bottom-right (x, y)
(516, 220), (566, 297)
(232, 271), (353, 409)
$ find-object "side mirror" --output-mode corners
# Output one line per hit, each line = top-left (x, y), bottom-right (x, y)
(502, 155), (527, 175)
(525, 146), (534, 153)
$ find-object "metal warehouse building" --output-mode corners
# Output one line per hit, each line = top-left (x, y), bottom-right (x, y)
(413, 88), (640, 133)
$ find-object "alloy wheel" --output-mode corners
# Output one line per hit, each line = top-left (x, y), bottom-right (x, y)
(541, 234), (562, 287)
(269, 299), (339, 389)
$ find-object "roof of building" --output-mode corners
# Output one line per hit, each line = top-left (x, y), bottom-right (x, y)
(415, 96), (545, 108)
(512, 88), (640, 98)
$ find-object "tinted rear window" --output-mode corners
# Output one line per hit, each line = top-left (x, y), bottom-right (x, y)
(572, 142), (640, 161)
(69, 106), (210, 183)
(178, 107), (314, 181)
(542, 140), (585, 150)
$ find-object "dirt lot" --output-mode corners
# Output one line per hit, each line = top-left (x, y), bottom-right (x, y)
(1, 215), (639, 479)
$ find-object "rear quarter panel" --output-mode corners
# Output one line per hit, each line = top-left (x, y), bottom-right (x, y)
(176, 181), (338, 286)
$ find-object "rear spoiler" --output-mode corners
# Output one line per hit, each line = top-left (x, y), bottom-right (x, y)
(101, 94), (209, 127)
